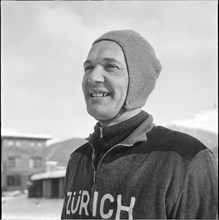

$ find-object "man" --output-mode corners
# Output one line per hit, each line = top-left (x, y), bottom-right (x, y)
(61, 30), (217, 219)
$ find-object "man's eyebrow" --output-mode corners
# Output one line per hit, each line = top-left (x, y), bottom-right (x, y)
(103, 57), (120, 63)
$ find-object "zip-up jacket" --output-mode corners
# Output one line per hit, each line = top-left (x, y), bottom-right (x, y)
(61, 117), (218, 219)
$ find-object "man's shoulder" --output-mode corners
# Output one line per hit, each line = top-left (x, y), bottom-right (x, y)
(70, 141), (92, 157)
(147, 126), (207, 160)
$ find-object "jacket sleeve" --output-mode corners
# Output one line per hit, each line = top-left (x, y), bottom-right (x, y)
(173, 149), (218, 219)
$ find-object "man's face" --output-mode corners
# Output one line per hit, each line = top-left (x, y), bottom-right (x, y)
(82, 40), (129, 122)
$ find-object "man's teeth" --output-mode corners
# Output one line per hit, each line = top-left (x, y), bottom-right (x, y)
(91, 93), (109, 97)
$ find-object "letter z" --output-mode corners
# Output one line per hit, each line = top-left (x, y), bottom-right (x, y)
(66, 192), (72, 215)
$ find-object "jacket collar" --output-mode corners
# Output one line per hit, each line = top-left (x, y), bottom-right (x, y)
(87, 114), (154, 148)
(118, 114), (154, 146)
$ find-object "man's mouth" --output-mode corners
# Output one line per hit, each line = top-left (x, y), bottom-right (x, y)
(90, 92), (110, 97)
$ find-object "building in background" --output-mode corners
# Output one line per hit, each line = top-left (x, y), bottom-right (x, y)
(28, 138), (86, 198)
(1, 131), (51, 192)
(29, 165), (65, 198)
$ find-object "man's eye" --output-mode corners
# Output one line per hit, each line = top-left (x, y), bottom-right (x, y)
(105, 64), (119, 70)
(84, 66), (93, 72)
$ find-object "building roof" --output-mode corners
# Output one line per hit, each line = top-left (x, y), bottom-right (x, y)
(1, 128), (52, 140)
(30, 170), (66, 181)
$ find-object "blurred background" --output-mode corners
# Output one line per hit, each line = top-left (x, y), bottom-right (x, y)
(1, 1), (217, 219)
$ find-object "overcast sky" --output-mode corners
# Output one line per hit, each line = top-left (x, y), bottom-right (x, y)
(1, 1), (217, 140)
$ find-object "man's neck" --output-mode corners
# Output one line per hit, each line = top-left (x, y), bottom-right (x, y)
(99, 108), (142, 127)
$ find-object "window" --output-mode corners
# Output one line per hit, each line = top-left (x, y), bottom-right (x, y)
(8, 141), (14, 146)
(29, 157), (43, 169)
(15, 141), (21, 146)
(7, 175), (21, 186)
(37, 142), (42, 147)
(8, 157), (16, 168)
(30, 142), (35, 147)
(8, 157), (20, 168)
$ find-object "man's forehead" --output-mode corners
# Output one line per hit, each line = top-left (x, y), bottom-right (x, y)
(84, 40), (125, 64)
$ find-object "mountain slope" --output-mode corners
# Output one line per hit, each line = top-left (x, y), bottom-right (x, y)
(45, 138), (87, 166)
(168, 108), (218, 134)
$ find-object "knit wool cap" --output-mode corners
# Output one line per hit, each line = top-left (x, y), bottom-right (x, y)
(93, 30), (162, 110)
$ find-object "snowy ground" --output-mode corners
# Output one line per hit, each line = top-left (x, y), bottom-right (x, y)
(2, 192), (63, 219)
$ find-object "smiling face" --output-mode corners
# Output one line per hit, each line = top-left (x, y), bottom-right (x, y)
(82, 40), (129, 122)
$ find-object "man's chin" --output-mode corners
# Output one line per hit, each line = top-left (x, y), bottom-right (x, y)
(87, 108), (115, 122)
(92, 114), (113, 122)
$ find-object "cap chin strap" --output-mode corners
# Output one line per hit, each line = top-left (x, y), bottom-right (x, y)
(99, 106), (127, 126)
(99, 90), (130, 125)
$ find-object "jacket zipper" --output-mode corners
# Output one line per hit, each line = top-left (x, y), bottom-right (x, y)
(89, 142), (134, 218)
(99, 126), (103, 138)
(92, 142), (134, 178)
(96, 143), (132, 171)
(89, 143), (96, 218)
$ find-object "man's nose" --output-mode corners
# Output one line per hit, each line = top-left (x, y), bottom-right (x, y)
(87, 65), (104, 83)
